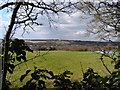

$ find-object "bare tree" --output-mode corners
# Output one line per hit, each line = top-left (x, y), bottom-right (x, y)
(77, 1), (120, 41)
(0, 0), (78, 89)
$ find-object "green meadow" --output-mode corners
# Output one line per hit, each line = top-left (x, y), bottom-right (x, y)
(7, 51), (115, 88)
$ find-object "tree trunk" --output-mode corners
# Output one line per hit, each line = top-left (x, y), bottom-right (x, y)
(2, 3), (21, 89)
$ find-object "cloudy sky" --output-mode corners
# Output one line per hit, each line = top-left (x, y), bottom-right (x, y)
(15, 11), (97, 40)
(1, 0), (117, 41)
(0, 7), (99, 41)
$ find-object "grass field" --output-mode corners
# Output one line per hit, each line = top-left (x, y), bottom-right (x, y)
(7, 51), (115, 88)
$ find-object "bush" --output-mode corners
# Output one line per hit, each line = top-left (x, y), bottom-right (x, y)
(18, 67), (120, 89)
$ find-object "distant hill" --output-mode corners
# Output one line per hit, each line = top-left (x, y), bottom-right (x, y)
(25, 39), (119, 47)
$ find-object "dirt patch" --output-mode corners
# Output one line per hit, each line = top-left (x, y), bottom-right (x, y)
(25, 40), (47, 43)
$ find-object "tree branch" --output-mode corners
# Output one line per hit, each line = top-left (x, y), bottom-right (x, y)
(100, 54), (112, 74)
(0, 2), (15, 10)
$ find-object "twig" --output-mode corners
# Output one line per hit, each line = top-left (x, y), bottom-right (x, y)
(100, 54), (112, 74)
(80, 61), (84, 75)
(14, 51), (49, 67)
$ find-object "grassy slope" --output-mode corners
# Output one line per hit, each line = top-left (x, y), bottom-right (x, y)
(8, 51), (114, 88)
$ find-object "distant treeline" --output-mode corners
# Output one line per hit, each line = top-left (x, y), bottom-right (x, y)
(25, 39), (120, 46)
(25, 40), (118, 51)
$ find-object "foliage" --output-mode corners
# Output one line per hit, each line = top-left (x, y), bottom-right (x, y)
(19, 67), (54, 90)
(79, 68), (120, 90)
(5, 39), (120, 89)
(19, 67), (80, 90)
(18, 67), (120, 89)
(8, 39), (33, 74)
(53, 70), (73, 89)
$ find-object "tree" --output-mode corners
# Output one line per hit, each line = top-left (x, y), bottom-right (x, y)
(77, 0), (120, 73)
(77, 1), (120, 41)
(0, 0), (78, 89)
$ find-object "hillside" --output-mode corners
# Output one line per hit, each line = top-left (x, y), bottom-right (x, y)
(25, 39), (119, 51)
(25, 39), (119, 47)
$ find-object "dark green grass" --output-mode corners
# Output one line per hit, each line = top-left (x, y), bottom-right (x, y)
(7, 51), (114, 88)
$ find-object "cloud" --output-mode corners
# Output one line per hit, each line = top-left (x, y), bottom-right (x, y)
(74, 31), (86, 35)
(0, 4), (99, 41)
(0, 20), (10, 38)
(0, 9), (10, 38)
(12, 11), (97, 41)
(6, 13), (12, 19)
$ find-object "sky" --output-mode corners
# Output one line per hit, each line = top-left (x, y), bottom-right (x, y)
(0, 0), (118, 41)
(0, 6), (98, 41)
(13, 12), (97, 41)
